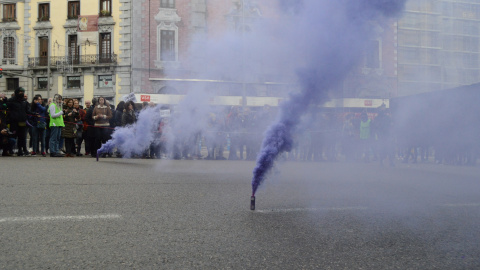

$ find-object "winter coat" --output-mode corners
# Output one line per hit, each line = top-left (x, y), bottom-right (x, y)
(6, 97), (32, 124)
(85, 106), (96, 138)
(77, 107), (87, 131)
(92, 104), (112, 126)
(31, 102), (47, 128)
(62, 107), (79, 138)
(122, 110), (136, 126)
(114, 109), (123, 127)
(0, 97), (8, 126)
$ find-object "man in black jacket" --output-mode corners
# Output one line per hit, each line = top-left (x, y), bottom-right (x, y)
(6, 87), (34, 156)
(85, 98), (97, 157)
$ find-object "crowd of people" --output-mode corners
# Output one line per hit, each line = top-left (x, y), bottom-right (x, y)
(1, 87), (478, 166)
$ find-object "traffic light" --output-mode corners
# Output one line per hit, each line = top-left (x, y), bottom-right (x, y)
(0, 68), (2, 78)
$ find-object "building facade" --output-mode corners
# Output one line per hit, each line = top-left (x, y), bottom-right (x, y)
(131, 0), (286, 102)
(0, 0), (132, 104)
(130, 0), (397, 108)
(3, 0), (476, 104)
(397, 0), (480, 96)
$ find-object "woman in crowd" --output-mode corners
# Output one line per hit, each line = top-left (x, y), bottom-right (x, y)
(122, 101), (136, 126)
(30, 95), (47, 157)
(92, 96), (113, 157)
(114, 101), (125, 127)
(62, 98), (79, 157)
(74, 99), (86, 156)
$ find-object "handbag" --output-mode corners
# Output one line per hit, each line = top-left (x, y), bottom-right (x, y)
(37, 121), (47, 129)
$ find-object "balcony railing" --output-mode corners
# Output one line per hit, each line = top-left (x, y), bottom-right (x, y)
(28, 54), (117, 68)
(2, 58), (16, 65)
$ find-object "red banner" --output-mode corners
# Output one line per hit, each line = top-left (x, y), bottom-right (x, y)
(140, 95), (151, 102)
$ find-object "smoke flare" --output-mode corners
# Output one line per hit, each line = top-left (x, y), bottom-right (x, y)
(251, 0), (406, 196)
(97, 106), (163, 158)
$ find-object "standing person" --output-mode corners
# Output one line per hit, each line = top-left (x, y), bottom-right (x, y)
(82, 100), (92, 155)
(6, 87), (33, 156)
(62, 98), (79, 157)
(0, 112), (16, 156)
(74, 100), (86, 156)
(121, 101), (136, 126)
(226, 106), (241, 160)
(44, 98), (52, 154)
(359, 111), (372, 162)
(342, 113), (355, 161)
(85, 98), (97, 157)
(113, 101), (125, 157)
(374, 104), (395, 166)
(92, 96), (112, 157)
(114, 101), (125, 127)
(48, 94), (65, 157)
(24, 93), (34, 153)
(31, 95), (47, 157)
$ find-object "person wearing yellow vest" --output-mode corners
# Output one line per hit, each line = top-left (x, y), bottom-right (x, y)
(49, 94), (65, 157)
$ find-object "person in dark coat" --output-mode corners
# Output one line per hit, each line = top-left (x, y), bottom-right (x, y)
(62, 98), (79, 157)
(6, 87), (35, 156)
(74, 99), (86, 156)
(86, 98), (97, 157)
(114, 101), (125, 128)
(30, 95), (47, 157)
(373, 104), (395, 166)
(0, 112), (16, 156)
(121, 101), (136, 126)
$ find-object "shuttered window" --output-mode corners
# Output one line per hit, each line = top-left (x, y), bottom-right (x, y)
(68, 1), (80, 19)
(3, 4), (15, 21)
(38, 3), (50, 21)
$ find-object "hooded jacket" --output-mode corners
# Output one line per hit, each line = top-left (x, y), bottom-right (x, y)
(6, 90), (32, 124)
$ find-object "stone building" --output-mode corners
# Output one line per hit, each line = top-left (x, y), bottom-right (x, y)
(397, 0), (480, 96)
(0, 0), (132, 104)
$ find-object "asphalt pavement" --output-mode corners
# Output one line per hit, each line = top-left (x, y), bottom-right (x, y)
(1, 157), (480, 269)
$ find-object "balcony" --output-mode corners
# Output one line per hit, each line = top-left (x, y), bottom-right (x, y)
(2, 58), (16, 65)
(28, 54), (117, 68)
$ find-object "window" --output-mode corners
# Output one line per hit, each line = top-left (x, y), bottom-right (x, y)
(6, 78), (19, 91)
(38, 77), (48, 90)
(365, 40), (380, 69)
(98, 75), (113, 88)
(3, 4), (15, 22)
(39, 37), (49, 66)
(100, 0), (112, 16)
(68, 35), (79, 64)
(161, 0), (175, 9)
(68, 1), (80, 19)
(67, 76), (81, 89)
(3, 37), (15, 63)
(38, 3), (50, 21)
(160, 30), (175, 61)
(99, 33), (112, 63)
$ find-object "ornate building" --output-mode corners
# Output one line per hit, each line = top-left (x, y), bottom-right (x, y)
(0, 0), (132, 104)
(397, 0), (480, 96)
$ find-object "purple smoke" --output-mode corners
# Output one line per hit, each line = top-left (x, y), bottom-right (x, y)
(251, 0), (406, 195)
(98, 106), (162, 158)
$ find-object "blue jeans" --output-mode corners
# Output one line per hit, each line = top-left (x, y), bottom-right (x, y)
(49, 126), (62, 154)
(32, 126), (46, 153)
